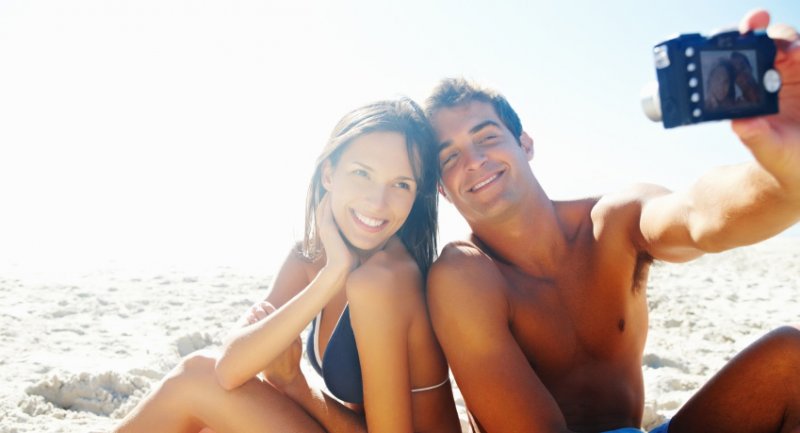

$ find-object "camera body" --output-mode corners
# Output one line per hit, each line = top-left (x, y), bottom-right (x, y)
(641, 29), (781, 128)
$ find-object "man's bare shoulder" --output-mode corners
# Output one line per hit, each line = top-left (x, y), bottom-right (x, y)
(428, 239), (507, 302)
(590, 183), (672, 247)
(432, 239), (498, 275)
(592, 183), (672, 214)
(438, 238), (487, 261)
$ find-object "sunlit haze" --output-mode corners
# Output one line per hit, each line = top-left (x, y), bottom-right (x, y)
(1, 0), (797, 274)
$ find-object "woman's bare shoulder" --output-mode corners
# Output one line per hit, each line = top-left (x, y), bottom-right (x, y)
(346, 238), (422, 311)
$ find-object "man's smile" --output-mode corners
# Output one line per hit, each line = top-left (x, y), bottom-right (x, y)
(468, 170), (504, 193)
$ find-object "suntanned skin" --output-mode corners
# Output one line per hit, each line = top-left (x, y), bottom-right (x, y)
(115, 131), (460, 433)
(427, 10), (800, 433)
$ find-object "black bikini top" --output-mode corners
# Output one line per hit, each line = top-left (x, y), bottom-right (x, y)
(306, 305), (364, 404)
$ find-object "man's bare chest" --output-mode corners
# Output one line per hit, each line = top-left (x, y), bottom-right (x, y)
(498, 256), (650, 376)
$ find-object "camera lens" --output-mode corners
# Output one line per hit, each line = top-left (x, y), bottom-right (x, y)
(640, 81), (662, 122)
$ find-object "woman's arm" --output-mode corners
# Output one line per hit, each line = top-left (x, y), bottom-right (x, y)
(215, 251), (348, 390)
(347, 252), (419, 433)
(215, 194), (356, 390)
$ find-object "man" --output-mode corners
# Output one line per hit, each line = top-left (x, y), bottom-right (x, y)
(729, 51), (761, 106)
(425, 10), (800, 433)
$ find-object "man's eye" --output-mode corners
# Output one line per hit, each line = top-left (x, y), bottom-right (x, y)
(440, 152), (457, 167)
(480, 134), (498, 144)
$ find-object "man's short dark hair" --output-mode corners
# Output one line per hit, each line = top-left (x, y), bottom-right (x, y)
(424, 78), (523, 143)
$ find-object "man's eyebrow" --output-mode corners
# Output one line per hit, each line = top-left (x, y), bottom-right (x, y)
(438, 120), (503, 152)
(469, 120), (502, 135)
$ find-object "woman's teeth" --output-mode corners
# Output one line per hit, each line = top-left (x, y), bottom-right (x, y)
(354, 211), (385, 228)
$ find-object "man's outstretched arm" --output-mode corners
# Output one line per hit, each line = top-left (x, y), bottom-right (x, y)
(636, 10), (800, 261)
(427, 244), (571, 433)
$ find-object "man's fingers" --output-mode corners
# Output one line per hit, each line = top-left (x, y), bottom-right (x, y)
(731, 116), (780, 156)
(739, 9), (770, 34)
(768, 23), (800, 43)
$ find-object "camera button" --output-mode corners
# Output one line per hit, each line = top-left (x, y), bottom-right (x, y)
(693, 108), (702, 118)
(691, 92), (700, 103)
(685, 47), (695, 57)
(654, 45), (671, 69)
(687, 63), (696, 72)
(689, 77), (698, 88)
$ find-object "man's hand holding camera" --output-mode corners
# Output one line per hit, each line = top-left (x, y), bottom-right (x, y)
(732, 10), (800, 197)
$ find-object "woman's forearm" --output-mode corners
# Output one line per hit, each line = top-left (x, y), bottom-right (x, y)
(215, 265), (349, 390)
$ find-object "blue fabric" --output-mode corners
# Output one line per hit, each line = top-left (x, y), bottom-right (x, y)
(602, 429), (642, 433)
(649, 420), (670, 433)
(603, 420), (670, 433)
(306, 306), (363, 403)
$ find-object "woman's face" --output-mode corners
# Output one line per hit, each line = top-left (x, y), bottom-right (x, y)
(323, 131), (418, 252)
(708, 64), (731, 102)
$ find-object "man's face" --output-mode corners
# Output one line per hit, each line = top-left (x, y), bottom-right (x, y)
(431, 100), (533, 224)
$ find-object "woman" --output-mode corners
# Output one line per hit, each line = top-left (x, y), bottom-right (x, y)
(705, 58), (736, 111)
(114, 98), (461, 433)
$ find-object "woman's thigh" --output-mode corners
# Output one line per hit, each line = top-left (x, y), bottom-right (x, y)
(116, 351), (327, 433)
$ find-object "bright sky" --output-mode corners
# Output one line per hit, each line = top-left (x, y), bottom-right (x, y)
(1, 0), (798, 273)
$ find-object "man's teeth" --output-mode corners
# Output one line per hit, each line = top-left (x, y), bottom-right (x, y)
(354, 211), (384, 227)
(471, 174), (498, 191)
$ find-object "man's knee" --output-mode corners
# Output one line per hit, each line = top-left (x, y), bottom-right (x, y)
(767, 325), (800, 351)
(757, 325), (800, 368)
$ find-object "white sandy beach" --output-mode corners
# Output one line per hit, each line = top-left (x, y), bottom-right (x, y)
(0, 236), (798, 433)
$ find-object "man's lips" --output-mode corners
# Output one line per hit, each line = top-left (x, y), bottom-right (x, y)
(468, 171), (503, 193)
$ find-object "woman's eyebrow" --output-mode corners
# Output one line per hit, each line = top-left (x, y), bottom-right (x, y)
(352, 161), (415, 182)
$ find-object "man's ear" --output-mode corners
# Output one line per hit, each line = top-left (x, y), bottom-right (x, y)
(438, 183), (451, 203)
(321, 161), (333, 191)
(520, 131), (534, 161)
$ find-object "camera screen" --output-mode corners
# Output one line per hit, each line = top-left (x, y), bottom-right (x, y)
(700, 50), (761, 112)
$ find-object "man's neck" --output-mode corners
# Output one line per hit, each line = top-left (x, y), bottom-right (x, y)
(467, 180), (569, 279)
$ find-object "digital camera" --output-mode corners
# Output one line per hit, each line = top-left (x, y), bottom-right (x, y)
(641, 29), (781, 128)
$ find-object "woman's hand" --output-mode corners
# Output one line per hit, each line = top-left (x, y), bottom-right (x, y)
(316, 193), (358, 272)
(262, 335), (304, 389)
(238, 301), (305, 389)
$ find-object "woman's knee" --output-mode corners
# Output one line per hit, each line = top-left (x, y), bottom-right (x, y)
(177, 350), (219, 374)
(160, 350), (221, 396)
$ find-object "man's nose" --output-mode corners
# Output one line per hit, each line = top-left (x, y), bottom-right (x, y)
(463, 146), (487, 170)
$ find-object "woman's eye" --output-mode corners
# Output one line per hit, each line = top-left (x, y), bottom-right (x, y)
(395, 181), (411, 190)
(353, 169), (369, 178)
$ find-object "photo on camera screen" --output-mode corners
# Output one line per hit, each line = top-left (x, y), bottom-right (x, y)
(700, 50), (761, 112)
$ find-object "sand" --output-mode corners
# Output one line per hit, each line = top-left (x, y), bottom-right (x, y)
(1, 237), (798, 433)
